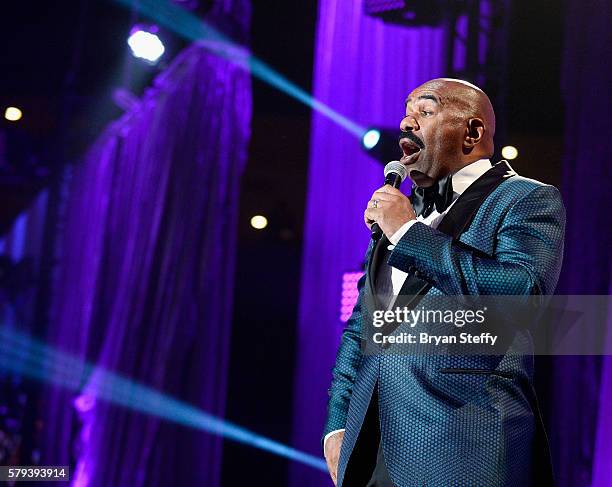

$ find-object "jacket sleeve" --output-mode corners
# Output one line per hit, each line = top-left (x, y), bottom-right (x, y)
(388, 185), (566, 296)
(323, 240), (375, 441)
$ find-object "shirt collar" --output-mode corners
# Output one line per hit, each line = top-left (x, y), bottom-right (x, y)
(451, 159), (492, 196)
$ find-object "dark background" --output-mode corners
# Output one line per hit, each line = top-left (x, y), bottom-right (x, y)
(0, 0), (564, 484)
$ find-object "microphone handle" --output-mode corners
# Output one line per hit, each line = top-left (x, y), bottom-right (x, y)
(371, 172), (403, 241)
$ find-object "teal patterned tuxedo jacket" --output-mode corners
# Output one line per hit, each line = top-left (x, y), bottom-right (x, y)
(324, 161), (565, 486)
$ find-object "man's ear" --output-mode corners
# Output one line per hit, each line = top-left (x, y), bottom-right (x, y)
(463, 118), (485, 148)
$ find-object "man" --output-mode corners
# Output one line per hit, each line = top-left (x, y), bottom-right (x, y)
(323, 78), (565, 486)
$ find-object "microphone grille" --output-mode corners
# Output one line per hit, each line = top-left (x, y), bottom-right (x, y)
(384, 160), (408, 182)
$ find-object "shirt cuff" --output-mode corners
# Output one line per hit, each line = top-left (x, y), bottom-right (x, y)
(389, 219), (419, 245)
(323, 429), (345, 454)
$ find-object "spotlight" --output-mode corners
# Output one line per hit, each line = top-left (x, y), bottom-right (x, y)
(127, 27), (165, 63)
(362, 129), (381, 150)
(250, 215), (268, 230)
(114, 0), (366, 137)
(4, 107), (22, 122)
(501, 145), (518, 160)
(361, 127), (402, 164)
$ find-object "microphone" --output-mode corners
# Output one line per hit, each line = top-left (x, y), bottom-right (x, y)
(371, 161), (408, 241)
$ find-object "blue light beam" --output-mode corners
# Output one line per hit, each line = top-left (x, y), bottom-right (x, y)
(113, 0), (366, 138)
(0, 326), (327, 472)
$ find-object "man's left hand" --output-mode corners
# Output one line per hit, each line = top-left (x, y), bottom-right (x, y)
(364, 185), (417, 239)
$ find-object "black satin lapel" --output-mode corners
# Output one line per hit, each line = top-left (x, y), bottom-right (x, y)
(367, 235), (390, 309)
(394, 279), (429, 310)
(436, 160), (516, 238)
(394, 160), (516, 308)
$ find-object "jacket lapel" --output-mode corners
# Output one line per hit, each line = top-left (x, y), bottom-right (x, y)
(436, 160), (516, 238)
(393, 160), (516, 307)
(367, 234), (390, 309)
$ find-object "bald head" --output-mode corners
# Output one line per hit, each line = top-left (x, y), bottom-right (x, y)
(399, 78), (497, 186)
(418, 78), (496, 152)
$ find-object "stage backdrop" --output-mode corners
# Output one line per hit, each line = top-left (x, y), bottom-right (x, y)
(40, 4), (252, 485)
(292, 0), (612, 486)
(552, 0), (612, 485)
(290, 1), (451, 485)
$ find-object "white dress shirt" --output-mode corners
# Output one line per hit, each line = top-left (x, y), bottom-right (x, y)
(324, 159), (493, 454)
(387, 158), (493, 297)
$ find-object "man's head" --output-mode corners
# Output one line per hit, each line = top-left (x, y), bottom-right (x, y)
(399, 78), (495, 187)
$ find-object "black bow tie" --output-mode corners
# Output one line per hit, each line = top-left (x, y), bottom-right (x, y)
(410, 174), (454, 218)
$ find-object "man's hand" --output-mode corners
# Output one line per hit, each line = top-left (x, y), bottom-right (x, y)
(324, 430), (345, 486)
(364, 185), (417, 239)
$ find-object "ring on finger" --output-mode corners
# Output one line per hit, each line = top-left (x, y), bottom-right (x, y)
(372, 199), (379, 208)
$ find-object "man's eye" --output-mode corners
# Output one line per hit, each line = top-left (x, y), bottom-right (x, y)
(421, 110), (432, 116)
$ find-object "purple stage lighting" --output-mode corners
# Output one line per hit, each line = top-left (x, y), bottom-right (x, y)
(127, 26), (165, 63)
(340, 271), (364, 322)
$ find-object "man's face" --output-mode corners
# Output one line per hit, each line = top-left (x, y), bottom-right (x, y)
(399, 83), (465, 187)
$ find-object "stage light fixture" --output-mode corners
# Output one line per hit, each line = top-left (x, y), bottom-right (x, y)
(361, 127), (402, 164)
(4, 107), (23, 122)
(501, 145), (518, 160)
(362, 129), (381, 149)
(127, 27), (165, 63)
(114, 0), (366, 137)
(250, 215), (268, 230)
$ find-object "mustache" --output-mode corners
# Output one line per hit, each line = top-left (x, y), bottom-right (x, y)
(399, 131), (425, 150)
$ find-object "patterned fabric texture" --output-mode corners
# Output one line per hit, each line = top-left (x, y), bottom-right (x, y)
(324, 171), (566, 486)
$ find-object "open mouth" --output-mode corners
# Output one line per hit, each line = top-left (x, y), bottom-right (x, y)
(399, 138), (422, 165)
